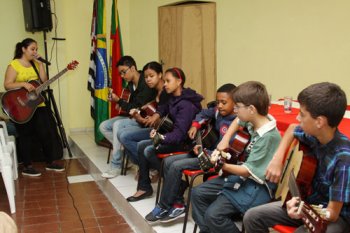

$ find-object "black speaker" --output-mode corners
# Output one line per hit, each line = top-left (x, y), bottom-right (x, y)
(22, 0), (53, 32)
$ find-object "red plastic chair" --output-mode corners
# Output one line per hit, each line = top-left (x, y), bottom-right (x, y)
(272, 225), (296, 233)
(182, 168), (217, 233)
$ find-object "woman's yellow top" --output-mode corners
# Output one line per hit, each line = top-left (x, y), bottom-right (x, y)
(10, 59), (40, 82)
(9, 59), (45, 107)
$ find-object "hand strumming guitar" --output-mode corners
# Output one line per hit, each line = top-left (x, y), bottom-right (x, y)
(265, 156), (284, 184)
(144, 113), (160, 128)
(22, 82), (36, 92)
(150, 129), (165, 148)
(129, 108), (147, 125)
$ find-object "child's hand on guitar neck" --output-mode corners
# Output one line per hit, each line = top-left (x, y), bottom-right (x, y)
(144, 114), (160, 128)
(188, 126), (198, 140)
(286, 197), (302, 219)
(193, 145), (202, 155)
(108, 88), (119, 102)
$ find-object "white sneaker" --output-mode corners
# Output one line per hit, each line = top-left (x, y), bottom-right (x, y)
(101, 168), (121, 179)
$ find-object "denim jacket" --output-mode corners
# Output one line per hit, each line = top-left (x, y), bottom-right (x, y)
(221, 175), (276, 213)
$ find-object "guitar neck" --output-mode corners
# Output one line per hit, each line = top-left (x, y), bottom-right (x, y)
(289, 170), (328, 233)
(36, 67), (69, 94)
(195, 130), (203, 154)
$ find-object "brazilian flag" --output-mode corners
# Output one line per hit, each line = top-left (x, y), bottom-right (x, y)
(88, 0), (109, 143)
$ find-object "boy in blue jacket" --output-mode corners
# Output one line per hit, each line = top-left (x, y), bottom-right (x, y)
(145, 83), (237, 222)
(191, 81), (281, 233)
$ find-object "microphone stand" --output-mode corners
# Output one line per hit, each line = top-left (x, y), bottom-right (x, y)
(43, 31), (72, 158)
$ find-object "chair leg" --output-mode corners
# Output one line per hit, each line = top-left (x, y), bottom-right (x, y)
(121, 147), (129, 176)
(155, 159), (164, 205)
(107, 146), (112, 164)
(9, 142), (18, 180)
(121, 147), (126, 175)
(193, 224), (197, 233)
(2, 166), (15, 214)
(182, 173), (203, 233)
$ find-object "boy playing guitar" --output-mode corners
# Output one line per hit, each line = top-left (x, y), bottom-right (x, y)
(244, 82), (350, 233)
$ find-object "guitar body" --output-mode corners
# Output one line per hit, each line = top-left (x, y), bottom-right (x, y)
(116, 88), (131, 116)
(156, 115), (174, 134)
(200, 122), (219, 149)
(1, 60), (79, 124)
(1, 80), (44, 124)
(214, 128), (250, 175)
(228, 129), (250, 161)
(140, 101), (157, 118)
(275, 139), (317, 204)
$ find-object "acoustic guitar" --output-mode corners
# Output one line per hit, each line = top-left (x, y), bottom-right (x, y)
(139, 100), (157, 118)
(275, 139), (317, 204)
(155, 114), (174, 134)
(275, 139), (328, 233)
(288, 170), (328, 233)
(1, 60), (79, 124)
(199, 121), (219, 149)
(214, 128), (250, 175)
(197, 127), (250, 174)
(115, 88), (131, 116)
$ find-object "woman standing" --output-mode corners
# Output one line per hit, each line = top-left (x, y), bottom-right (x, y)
(4, 38), (64, 176)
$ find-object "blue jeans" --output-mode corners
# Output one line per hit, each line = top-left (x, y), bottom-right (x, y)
(99, 117), (139, 168)
(118, 127), (151, 165)
(159, 154), (200, 209)
(136, 140), (160, 191)
(191, 177), (242, 233)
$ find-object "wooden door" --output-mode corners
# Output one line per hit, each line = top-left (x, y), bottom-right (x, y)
(159, 2), (216, 106)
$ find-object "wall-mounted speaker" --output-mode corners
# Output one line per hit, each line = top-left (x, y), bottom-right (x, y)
(22, 0), (53, 32)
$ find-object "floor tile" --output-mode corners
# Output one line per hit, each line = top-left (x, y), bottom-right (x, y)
(0, 159), (132, 233)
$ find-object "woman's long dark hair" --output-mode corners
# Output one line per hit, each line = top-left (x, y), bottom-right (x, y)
(14, 38), (36, 59)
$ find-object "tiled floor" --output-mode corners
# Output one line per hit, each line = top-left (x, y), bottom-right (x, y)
(0, 160), (133, 233)
(69, 131), (195, 233)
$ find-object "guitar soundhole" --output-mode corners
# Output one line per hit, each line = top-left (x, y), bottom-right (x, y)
(27, 91), (38, 101)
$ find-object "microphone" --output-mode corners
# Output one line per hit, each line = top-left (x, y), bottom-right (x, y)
(36, 57), (51, 65)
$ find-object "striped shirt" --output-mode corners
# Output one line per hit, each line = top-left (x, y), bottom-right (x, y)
(294, 126), (350, 223)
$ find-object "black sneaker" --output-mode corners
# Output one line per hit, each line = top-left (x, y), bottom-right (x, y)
(46, 163), (65, 172)
(22, 167), (41, 177)
(160, 204), (186, 223)
(145, 204), (168, 222)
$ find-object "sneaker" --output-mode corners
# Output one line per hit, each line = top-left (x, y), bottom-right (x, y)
(101, 168), (121, 179)
(145, 205), (169, 222)
(46, 163), (65, 172)
(160, 204), (186, 223)
(22, 167), (41, 177)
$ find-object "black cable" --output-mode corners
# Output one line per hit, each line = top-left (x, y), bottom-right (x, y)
(48, 0), (84, 230)
(63, 159), (87, 233)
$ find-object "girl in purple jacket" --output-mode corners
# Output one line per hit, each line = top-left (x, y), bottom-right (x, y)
(126, 67), (203, 203)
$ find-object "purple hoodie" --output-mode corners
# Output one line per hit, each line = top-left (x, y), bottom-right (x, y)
(157, 88), (203, 144)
